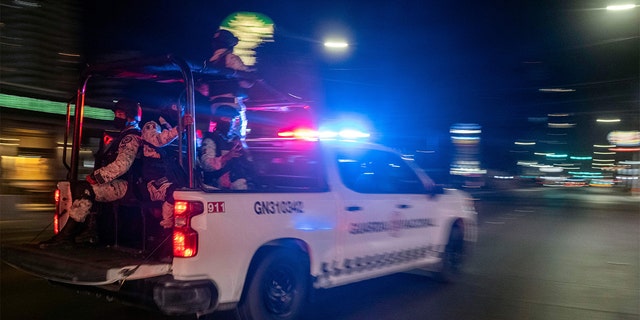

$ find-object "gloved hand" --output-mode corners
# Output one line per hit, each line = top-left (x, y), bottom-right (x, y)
(159, 116), (172, 130)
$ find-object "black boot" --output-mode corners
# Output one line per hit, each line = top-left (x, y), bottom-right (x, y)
(39, 219), (86, 248)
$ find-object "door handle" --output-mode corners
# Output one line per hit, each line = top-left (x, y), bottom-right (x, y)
(346, 206), (362, 212)
(396, 204), (411, 209)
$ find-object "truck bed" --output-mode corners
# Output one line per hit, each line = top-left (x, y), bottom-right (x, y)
(1, 243), (170, 285)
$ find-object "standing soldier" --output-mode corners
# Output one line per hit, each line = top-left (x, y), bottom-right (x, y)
(204, 28), (255, 143)
(40, 99), (143, 247)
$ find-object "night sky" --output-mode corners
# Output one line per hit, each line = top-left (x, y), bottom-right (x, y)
(81, 1), (638, 115)
(4, 0), (635, 169)
(75, 0), (639, 169)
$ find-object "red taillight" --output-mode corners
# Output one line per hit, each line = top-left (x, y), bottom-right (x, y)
(173, 229), (198, 258)
(53, 213), (60, 234)
(53, 189), (61, 234)
(173, 201), (204, 258)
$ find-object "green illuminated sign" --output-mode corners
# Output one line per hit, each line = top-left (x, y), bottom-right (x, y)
(0, 94), (113, 120)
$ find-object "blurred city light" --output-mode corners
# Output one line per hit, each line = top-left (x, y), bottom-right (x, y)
(450, 126), (482, 135)
(548, 122), (576, 128)
(220, 12), (275, 66)
(538, 88), (575, 92)
(607, 131), (640, 146)
(539, 166), (564, 173)
(596, 118), (621, 123)
(546, 153), (568, 158)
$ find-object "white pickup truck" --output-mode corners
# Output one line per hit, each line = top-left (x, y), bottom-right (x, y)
(1, 55), (477, 320)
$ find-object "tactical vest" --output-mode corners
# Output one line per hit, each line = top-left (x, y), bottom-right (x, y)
(142, 143), (168, 181)
(142, 141), (188, 188)
(94, 128), (142, 182)
(95, 128), (142, 174)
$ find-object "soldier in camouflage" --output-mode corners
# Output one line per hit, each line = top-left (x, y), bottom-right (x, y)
(203, 29), (255, 143)
(199, 105), (251, 190)
(40, 99), (143, 247)
(139, 103), (192, 229)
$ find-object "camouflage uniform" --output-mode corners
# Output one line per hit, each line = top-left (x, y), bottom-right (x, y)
(140, 120), (180, 228)
(68, 125), (141, 223)
(207, 48), (253, 142)
(199, 132), (249, 190)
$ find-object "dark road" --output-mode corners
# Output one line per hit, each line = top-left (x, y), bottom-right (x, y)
(1, 187), (638, 320)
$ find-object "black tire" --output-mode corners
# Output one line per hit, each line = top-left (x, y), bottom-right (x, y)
(238, 248), (309, 320)
(434, 224), (465, 283)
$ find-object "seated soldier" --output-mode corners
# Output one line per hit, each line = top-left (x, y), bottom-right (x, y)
(40, 99), (143, 247)
(198, 105), (253, 190)
(140, 103), (192, 230)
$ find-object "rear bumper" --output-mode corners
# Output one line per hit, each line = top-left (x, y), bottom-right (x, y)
(2, 244), (219, 316)
(1, 243), (171, 285)
(48, 274), (221, 317)
(153, 277), (219, 316)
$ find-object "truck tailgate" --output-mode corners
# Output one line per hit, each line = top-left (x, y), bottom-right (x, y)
(1, 244), (171, 285)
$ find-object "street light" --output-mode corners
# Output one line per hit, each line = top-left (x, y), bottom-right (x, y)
(606, 4), (637, 11)
(323, 41), (349, 49)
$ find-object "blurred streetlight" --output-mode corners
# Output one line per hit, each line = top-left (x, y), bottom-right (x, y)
(321, 38), (351, 64)
(323, 40), (349, 49)
(606, 4), (637, 11)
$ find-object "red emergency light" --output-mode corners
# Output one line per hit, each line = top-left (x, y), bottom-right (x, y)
(277, 128), (318, 140)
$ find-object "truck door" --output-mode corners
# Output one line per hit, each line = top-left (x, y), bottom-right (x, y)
(332, 147), (436, 277)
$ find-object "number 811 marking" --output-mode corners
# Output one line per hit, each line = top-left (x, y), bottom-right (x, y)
(208, 201), (225, 213)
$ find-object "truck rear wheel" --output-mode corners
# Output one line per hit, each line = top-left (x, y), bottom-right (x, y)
(238, 248), (308, 320)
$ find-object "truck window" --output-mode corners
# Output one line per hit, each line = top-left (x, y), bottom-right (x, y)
(336, 149), (425, 194)
(250, 146), (327, 192)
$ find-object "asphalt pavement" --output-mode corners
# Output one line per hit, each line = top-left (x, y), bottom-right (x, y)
(1, 187), (638, 320)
